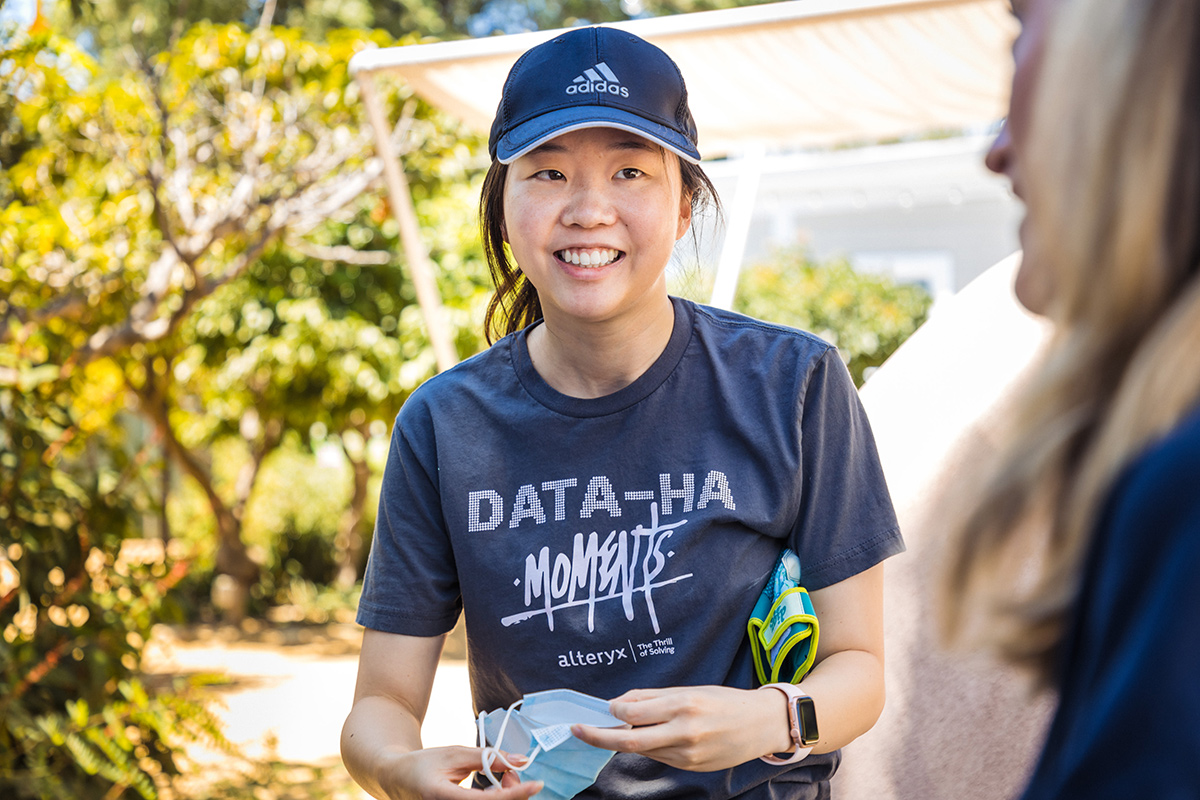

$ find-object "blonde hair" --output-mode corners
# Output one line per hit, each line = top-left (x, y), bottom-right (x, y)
(943, 0), (1200, 684)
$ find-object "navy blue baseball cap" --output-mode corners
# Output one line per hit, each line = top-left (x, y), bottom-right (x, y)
(488, 26), (701, 165)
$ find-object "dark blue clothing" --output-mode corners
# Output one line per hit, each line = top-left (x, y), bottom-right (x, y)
(358, 297), (903, 799)
(1021, 404), (1200, 800)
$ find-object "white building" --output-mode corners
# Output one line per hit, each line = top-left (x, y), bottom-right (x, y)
(699, 134), (1022, 304)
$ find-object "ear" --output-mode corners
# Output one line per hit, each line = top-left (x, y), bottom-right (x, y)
(676, 192), (693, 241)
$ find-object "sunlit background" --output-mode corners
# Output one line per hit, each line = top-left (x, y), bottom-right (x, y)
(1, 1), (1021, 797)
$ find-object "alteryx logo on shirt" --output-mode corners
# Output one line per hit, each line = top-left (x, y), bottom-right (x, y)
(466, 471), (735, 648)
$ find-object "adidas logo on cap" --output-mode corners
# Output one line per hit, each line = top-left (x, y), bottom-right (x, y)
(565, 61), (630, 98)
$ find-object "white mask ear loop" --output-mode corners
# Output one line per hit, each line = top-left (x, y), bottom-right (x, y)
(478, 699), (544, 788)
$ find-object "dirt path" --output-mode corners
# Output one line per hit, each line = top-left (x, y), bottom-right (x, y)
(143, 624), (476, 789)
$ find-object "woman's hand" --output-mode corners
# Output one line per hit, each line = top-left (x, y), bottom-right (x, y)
(572, 565), (889, 772)
(342, 631), (543, 800)
(570, 685), (790, 772)
(375, 745), (543, 800)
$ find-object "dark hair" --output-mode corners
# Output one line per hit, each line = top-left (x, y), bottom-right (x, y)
(479, 156), (721, 343)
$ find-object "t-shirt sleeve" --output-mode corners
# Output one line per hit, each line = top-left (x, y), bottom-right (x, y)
(1022, 425), (1200, 800)
(790, 348), (903, 590)
(356, 400), (462, 636)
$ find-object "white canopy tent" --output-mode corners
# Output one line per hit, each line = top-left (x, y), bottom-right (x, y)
(349, 0), (1016, 370)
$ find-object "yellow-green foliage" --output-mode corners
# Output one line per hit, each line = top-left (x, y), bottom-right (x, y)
(733, 251), (933, 386)
(2, 17), (491, 619)
(0, 19), (489, 797)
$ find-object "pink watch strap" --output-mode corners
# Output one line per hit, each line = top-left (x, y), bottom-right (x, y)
(758, 683), (814, 765)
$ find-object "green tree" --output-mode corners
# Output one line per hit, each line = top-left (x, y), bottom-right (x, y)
(1, 23), (487, 617)
(732, 251), (933, 386)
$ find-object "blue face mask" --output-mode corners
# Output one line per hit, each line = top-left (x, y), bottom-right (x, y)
(477, 688), (627, 800)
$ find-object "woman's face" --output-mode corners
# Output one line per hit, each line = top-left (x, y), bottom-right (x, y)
(986, 0), (1059, 314)
(502, 127), (692, 330)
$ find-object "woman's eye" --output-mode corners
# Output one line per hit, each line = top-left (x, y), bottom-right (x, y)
(535, 169), (565, 181)
(616, 168), (644, 180)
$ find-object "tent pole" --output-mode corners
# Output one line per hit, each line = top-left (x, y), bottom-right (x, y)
(357, 72), (459, 373)
(709, 144), (764, 310)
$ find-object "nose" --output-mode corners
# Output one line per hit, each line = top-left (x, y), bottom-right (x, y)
(561, 176), (618, 228)
(985, 119), (1011, 176)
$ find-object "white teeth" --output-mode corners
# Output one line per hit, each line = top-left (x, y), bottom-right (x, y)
(558, 248), (619, 267)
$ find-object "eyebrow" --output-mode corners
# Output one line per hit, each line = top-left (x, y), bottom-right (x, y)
(610, 138), (658, 153)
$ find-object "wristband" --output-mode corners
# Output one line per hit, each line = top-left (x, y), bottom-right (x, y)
(758, 683), (817, 765)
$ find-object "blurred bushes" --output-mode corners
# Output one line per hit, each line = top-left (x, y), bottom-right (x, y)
(0, 386), (229, 800)
(732, 250), (933, 385)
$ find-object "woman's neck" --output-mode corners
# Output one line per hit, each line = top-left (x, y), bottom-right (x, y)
(526, 297), (676, 399)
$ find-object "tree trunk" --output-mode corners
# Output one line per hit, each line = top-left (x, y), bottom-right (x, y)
(159, 429), (171, 543)
(210, 505), (258, 624)
(139, 376), (261, 622)
(334, 443), (371, 589)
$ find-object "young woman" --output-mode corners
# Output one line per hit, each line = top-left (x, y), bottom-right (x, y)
(945, 0), (1200, 796)
(342, 27), (903, 800)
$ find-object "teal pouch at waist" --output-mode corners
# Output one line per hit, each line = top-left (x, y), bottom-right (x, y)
(747, 549), (819, 685)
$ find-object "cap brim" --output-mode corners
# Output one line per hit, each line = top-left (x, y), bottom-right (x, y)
(495, 107), (701, 165)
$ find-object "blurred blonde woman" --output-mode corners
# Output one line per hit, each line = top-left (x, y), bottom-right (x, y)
(944, 0), (1200, 796)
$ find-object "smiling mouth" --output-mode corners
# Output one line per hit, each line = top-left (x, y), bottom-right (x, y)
(556, 248), (623, 267)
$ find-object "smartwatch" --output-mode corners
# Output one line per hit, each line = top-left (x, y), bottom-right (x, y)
(759, 683), (819, 765)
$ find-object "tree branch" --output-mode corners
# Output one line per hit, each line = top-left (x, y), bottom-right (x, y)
(231, 413), (281, 520)
(258, 0), (277, 29)
(36, 43), (414, 378)
(131, 373), (231, 528)
(67, 218), (286, 369)
(0, 290), (92, 345)
(285, 238), (391, 265)
(9, 638), (71, 702)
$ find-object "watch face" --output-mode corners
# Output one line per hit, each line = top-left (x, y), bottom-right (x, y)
(797, 697), (819, 746)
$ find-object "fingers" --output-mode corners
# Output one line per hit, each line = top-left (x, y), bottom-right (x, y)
(398, 746), (541, 800)
(571, 722), (622, 751)
(484, 750), (530, 774)
(445, 745), (525, 777)
(436, 780), (543, 799)
(572, 720), (681, 754)
(479, 750), (540, 798)
(609, 686), (668, 703)
(573, 686), (707, 753)
(422, 745), (495, 782)
(610, 687), (692, 727)
(498, 761), (532, 787)
(475, 779), (543, 798)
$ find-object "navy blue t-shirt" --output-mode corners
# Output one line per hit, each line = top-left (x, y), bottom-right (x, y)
(1020, 403), (1200, 800)
(359, 298), (904, 799)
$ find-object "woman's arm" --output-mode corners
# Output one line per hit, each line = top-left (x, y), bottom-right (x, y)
(341, 629), (542, 800)
(787, 560), (886, 749)
(571, 563), (886, 771)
